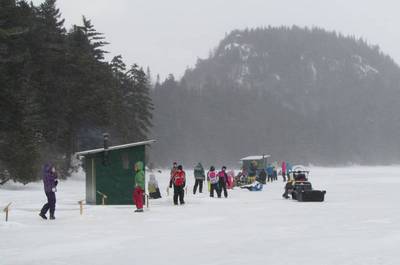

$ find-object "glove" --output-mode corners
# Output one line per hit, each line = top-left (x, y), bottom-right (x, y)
(54, 180), (58, 186)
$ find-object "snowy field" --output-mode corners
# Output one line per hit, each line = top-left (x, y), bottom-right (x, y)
(1, 166), (400, 265)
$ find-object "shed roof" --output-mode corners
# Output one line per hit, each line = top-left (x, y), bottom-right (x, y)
(75, 139), (156, 157)
(240, 155), (271, 161)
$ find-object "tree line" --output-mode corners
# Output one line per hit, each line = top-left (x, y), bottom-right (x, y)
(0, 0), (153, 184)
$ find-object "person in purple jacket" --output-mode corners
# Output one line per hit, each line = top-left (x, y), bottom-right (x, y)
(217, 166), (229, 198)
(39, 164), (58, 220)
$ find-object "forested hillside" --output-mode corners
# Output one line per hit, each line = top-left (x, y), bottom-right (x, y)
(152, 27), (400, 166)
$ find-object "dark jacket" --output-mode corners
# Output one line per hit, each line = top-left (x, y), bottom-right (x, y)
(217, 170), (228, 183)
(43, 164), (57, 193)
(194, 163), (205, 180)
(249, 163), (257, 177)
(257, 169), (267, 184)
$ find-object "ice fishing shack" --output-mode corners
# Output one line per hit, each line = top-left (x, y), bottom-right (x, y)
(76, 135), (155, 205)
(240, 155), (271, 172)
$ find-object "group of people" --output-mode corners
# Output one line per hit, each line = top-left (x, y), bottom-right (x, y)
(167, 162), (231, 204)
(39, 159), (293, 217)
(236, 161), (292, 185)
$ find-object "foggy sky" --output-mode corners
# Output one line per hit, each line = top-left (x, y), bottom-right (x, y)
(32, 0), (400, 80)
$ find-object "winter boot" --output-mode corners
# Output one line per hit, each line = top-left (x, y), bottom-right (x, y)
(134, 208), (144, 212)
(39, 213), (47, 220)
(49, 215), (56, 220)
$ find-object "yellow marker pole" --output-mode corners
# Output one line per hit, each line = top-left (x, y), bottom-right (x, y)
(78, 200), (84, 215)
(3, 202), (12, 222)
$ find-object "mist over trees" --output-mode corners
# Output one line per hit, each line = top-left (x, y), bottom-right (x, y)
(0, 0), (153, 184)
(2, 1), (400, 184)
(151, 27), (400, 167)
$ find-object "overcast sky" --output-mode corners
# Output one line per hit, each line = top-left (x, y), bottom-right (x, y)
(33, 0), (400, 80)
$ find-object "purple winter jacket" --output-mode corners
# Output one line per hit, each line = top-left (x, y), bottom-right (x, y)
(217, 170), (228, 183)
(43, 164), (57, 193)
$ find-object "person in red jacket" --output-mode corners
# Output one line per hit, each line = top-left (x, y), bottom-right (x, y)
(281, 161), (287, 182)
(172, 165), (186, 205)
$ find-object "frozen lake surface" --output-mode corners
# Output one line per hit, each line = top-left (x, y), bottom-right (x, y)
(1, 166), (400, 265)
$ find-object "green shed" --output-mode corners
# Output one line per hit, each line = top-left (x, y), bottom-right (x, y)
(240, 155), (271, 172)
(76, 139), (155, 205)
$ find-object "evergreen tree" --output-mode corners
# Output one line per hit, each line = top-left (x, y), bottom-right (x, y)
(0, 1), (153, 184)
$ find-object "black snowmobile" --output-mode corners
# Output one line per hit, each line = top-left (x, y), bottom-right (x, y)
(283, 170), (326, 202)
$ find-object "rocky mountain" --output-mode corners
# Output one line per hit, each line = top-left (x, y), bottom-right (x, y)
(151, 26), (400, 166)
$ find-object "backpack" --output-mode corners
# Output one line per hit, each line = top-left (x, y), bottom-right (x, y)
(174, 171), (185, 186)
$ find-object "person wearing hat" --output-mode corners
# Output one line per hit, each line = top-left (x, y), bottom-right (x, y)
(217, 166), (229, 198)
(171, 165), (186, 205)
(133, 161), (145, 212)
(207, 166), (219, 197)
(39, 164), (58, 220)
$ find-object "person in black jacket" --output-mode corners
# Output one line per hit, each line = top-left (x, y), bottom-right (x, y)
(257, 169), (267, 184)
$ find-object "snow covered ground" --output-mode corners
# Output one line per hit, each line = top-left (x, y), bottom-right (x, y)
(1, 166), (400, 265)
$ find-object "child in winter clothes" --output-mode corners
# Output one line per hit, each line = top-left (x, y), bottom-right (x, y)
(39, 164), (58, 220)
(133, 161), (145, 212)
(207, 166), (219, 197)
(148, 172), (161, 199)
(217, 166), (229, 198)
(172, 165), (186, 205)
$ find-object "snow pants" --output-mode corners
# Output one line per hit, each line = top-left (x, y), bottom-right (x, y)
(210, 183), (219, 197)
(267, 173), (273, 182)
(219, 179), (228, 198)
(41, 192), (56, 217)
(133, 187), (144, 209)
(173, 185), (185, 205)
(193, 179), (204, 194)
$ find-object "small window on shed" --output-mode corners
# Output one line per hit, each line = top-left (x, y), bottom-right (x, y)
(122, 152), (129, 169)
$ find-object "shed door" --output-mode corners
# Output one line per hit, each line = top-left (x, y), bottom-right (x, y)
(86, 158), (96, 204)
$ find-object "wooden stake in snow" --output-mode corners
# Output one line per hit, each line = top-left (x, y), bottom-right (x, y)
(185, 186), (188, 195)
(166, 187), (169, 196)
(78, 200), (84, 215)
(3, 202), (11, 222)
(96, 191), (108, 205)
(145, 194), (149, 208)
